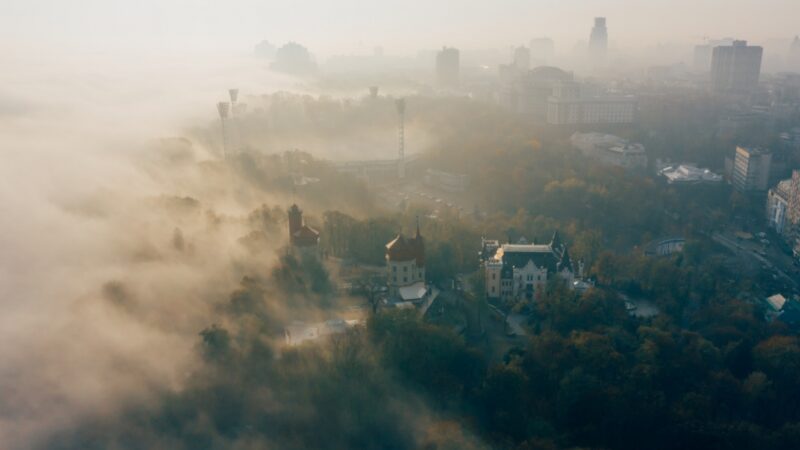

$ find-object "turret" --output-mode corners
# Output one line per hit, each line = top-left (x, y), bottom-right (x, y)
(288, 204), (303, 240)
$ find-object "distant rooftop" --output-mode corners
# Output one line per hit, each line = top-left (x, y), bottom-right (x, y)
(659, 164), (722, 184)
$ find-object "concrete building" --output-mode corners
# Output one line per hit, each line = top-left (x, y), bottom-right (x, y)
(588, 17), (608, 60)
(436, 47), (460, 87)
(710, 40), (763, 95)
(732, 146), (772, 192)
(768, 178), (792, 234)
(693, 38), (734, 72)
(547, 81), (636, 125)
(482, 232), (574, 302)
(500, 66), (573, 122)
(288, 204), (320, 253)
(385, 221), (427, 302)
(570, 132), (647, 170)
(767, 171), (800, 256)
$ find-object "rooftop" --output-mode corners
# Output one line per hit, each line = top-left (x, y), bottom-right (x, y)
(659, 164), (722, 184)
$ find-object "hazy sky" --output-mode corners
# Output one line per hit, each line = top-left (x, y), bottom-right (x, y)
(1, 0), (798, 56)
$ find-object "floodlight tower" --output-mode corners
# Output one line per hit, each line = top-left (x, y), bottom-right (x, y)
(228, 88), (240, 151)
(228, 88), (239, 108)
(217, 101), (230, 160)
(395, 98), (406, 179)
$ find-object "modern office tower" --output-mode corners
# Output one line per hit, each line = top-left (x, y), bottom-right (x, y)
(435, 47), (460, 87)
(529, 38), (555, 65)
(514, 46), (531, 72)
(710, 40), (763, 95)
(588, 17), (608, 59)
(732, 146), (772, 191)
(693, 38), (734, 72)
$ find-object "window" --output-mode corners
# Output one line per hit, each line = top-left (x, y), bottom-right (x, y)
(491, 287), (495, 294)
(403, 277), (407, 283)
(492, 273), (496, 280)
(403, 266), (408, 272)
(392, 266), (397, 272)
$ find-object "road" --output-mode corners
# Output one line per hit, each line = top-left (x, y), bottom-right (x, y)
(712, 233), (798, 292)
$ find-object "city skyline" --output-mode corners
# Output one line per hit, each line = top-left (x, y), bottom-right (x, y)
(2, 0), (799, 56)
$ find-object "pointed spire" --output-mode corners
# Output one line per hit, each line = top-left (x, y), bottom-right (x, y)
(559, 246), (573, 272)
(415, 215), (420, 237)
(550, 230), (562, 250)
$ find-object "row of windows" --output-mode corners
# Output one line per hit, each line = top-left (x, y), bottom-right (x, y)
(392, 271), (424, 284)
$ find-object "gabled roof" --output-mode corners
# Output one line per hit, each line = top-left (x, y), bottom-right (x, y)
(492, 233), (574, 275)
(386, 233), (425, 266)
(292, 225), (319, 246)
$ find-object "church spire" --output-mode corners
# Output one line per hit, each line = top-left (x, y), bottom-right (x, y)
(550, 230), (563, 250)
(415, 215), (420, 237)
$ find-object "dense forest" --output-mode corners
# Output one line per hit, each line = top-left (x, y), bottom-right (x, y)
(40, 94), (799, 450)
(45, 250), (800, 449)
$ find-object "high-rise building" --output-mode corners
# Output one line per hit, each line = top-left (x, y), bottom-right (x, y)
(789, 36), (800, 72)
(710, 40), (763, 95)
(513, 46), (531, 72)
(588, 17), (608, 59)
(732, 146), (772, 192)
(693, 38), (735, 72)
(435, 47), (460, 87)
(767, 171), (800, 258)
(529, 38), (555, 65)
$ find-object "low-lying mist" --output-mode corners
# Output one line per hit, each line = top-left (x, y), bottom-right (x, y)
(0, 50), (304, 448)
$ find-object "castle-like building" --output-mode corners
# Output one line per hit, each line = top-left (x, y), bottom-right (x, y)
(288, 204), (319, 253)
(385, 221), (427, 302)
(481, 231), (574, 301)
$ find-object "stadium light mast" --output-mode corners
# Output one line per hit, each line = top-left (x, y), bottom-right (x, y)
(217, 101), (230, 160)
(395, 98), (406, 179)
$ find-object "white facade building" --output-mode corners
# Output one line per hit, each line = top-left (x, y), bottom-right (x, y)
(385, 223), (427, 302)
(482, 232), (574, 302)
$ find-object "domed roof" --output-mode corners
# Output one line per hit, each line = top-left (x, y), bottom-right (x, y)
(529, 66), (572, 81)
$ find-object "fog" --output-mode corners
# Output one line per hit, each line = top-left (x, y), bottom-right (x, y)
(2, 1), (800, 449)
(0, 45), (442, 450)
(0, 50), (296, 448)
(3, 0), (799, 55)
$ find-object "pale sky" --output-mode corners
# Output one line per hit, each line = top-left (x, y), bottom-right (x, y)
(0, 0), (798, 56)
